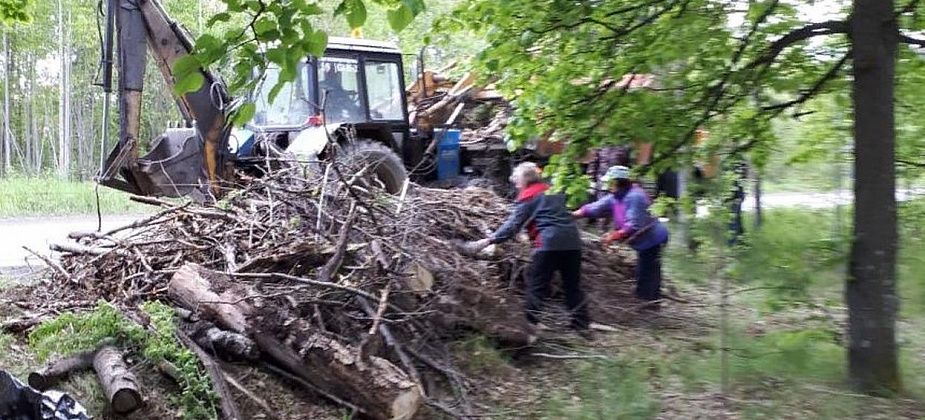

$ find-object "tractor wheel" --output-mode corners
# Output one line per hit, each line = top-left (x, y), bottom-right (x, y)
(336, 139), (407, 194)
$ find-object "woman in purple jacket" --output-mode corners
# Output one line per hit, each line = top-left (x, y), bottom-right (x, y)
(574, 166), (669, 306)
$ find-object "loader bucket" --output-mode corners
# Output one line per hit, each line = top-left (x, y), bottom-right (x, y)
(99, 128), (214, 203)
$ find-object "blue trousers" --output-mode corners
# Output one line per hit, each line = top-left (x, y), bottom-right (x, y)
(636, 245), (663, 301)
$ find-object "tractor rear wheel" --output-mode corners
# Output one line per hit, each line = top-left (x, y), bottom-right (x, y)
(336, 139), (407, 194)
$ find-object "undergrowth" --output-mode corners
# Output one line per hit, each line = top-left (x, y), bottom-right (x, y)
(0, 176), (148, 217)
(28, 301), (217, 419)
(541, 359), (659, 419)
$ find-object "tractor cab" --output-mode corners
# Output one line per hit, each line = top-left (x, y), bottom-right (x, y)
(239, 38), (421, 193)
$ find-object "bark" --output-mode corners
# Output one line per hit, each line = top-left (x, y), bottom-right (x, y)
(58, 0), (68, 177)
(28, 352), (93, 390)
(847, 0), (900, 394)
(93, 346), (143, 413)
(167, 264), (423, 420)
(2, 30), (10, 174)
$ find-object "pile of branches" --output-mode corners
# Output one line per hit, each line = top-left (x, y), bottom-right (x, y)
(39, 161), (638, 419)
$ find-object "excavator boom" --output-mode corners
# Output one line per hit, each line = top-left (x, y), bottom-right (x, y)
(98, 0), (232, 202)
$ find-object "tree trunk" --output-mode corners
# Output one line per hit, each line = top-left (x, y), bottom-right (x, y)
(167, 264), (423, 420)
(847, 0), (900, 394)
(93, 346), (143, 413)
(2, 30), (10, 175)
(752, 167), (762, 229)
(57, 0), (71, 178)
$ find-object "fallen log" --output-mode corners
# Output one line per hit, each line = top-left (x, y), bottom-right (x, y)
(28, 350), (95, 391)
(168, 263), (423, 420)
(93, 346), (142, 414)
(1, 314), (50, 334)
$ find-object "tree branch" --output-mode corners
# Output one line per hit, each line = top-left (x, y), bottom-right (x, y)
(897, 159), (925, 168)
(603, 0), (688, 41)
(748, 21), (849, 69)
(899, 33), (925, 47)
(762, 53), (851, 115)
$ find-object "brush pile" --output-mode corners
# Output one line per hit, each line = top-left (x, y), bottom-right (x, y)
(38, 158), (640, 419)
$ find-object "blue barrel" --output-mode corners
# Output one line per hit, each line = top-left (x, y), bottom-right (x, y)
(436, 129), (461, 181)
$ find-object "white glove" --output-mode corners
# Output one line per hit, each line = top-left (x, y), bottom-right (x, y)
(467, 238), (492, 252)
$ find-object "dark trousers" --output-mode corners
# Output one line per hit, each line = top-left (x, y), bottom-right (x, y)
(636, 245), (663, 301)
(728, 198), (744, 245)
(526, 250), (590, 329)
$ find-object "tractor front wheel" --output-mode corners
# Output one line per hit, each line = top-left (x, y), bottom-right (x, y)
(336, 139), (407, 194)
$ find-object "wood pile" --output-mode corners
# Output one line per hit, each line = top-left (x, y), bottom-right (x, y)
(407, 67), (510, 147)
(33, 159), (640, 418)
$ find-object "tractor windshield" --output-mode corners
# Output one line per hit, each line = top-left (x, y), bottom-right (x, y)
(318, 57), (366, 124)
(253, 62), (313, 127)
(364, 61), (404, 120)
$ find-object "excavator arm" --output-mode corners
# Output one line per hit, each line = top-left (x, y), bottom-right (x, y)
(98, 0), (232, 202)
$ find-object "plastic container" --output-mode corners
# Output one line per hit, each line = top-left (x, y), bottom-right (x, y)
(436, 128), (461, 181)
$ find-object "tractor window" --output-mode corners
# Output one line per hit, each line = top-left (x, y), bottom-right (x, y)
(364, 61), (403, 121)
(252, 63), (313, 126)
(318, 57), (365, 124)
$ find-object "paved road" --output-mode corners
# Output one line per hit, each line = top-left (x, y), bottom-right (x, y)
(0, 214), (146, 274)
(0, 189), (922, 272)
(742, 188), (925, 211)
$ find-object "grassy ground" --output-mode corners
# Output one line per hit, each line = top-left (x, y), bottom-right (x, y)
(1, 203), (923, 419)
(479, 202), (924, 419)
(530, 203), (925, 419)
(0, 176), (148, 218)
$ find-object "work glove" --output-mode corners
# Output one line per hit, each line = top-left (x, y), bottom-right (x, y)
(601, 230), (628, 246)
(464, 238), (492, 254)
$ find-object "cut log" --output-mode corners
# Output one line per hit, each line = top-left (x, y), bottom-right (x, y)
(28, 350), (95, 390)
(167, 263), (423, 420)
(93, 346), (142, 414)
(167, 264), (252, 334)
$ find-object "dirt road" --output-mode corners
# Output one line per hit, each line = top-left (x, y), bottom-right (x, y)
(0, 214), (145, 275)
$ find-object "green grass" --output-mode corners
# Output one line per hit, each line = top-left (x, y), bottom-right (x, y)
(541, 358), (659, 420)
(29, 301), (218, 419)
(0, 176), (149, 217)
(545, 200), (925, 419)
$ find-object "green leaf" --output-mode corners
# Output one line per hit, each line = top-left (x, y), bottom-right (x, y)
(256, 29), (280, 42)
(298, 1), (324, 15)
(172, 55), (201, 78)
(174, 72), (205, 95)
(233, 102), (257, 126)
(225, 0), (243, 12)
(194, 33), (226, 65)
(403, 0), (425, 15)
(254, 17), (277, 36)
(268, 81), (286, 104)
(305, 30), (328, 58)
(266, 47), (287, 66)
(207, 12), (231, 27)
(195, 33), (222, 52)
(336, 0), (367, 29)
(387, 4), (414, 32)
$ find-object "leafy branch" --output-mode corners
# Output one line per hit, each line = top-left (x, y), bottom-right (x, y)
(748, 20), (849, 70)
(763, 53), (852, 115)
